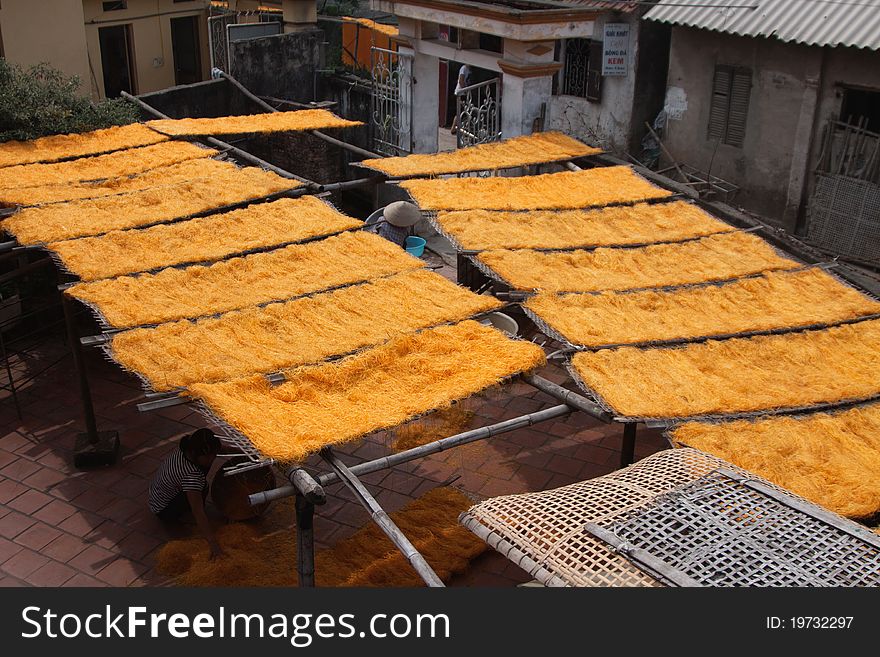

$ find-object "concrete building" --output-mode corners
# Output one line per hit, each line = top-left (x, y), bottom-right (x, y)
(646, 0), (880, 236)
(369, 0), (669, 155)
(0, 0), (212, 98)
(546, 2), (671, 155)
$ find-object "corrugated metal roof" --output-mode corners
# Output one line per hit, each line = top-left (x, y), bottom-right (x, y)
(558, 0), (640, 12)
(645, 0), (880, 51)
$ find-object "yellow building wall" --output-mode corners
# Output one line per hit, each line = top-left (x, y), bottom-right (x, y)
(0, 0), (92, 93)
(82, 0), (210, 98)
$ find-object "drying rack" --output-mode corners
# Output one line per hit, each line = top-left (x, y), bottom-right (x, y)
(461, 448), (880, 587)
(36, 82), (622, 587)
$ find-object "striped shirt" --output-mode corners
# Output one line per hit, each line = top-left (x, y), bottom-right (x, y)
(148, 448), (207, 514)
(366, 217), (410, 248)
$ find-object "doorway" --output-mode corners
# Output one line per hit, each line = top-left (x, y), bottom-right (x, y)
(171, 15), (202, 86)
(98, 24), (136, 98)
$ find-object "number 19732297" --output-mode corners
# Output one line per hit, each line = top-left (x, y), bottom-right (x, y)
(766, 617), (853, 629)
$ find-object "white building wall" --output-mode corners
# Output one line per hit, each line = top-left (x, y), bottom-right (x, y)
(548, 14), (640, 152)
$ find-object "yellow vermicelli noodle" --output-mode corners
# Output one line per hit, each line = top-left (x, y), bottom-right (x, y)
(146, 109), (361, 136)
(0, 123), (167, 168)
(110, 270), (502, 390)
(0, 141), (214, 189)
(68, 231), (423, 328)
(188, 321), (546, 461)
(400, 166), (672, 210)
(0, 158), (236, 206)
(436, 201), (732, 250)
(360, 132), (600, 178)
(342, 16), (399, 37)
(671, 403), (880, 519)
(4, 166), (297, 244)
(49, 196), (361, 281)
(526, 268), (880, 347)
(571, 319), (880, 419)
(156, 487), (486, 587)
(478, 231), (799, 292)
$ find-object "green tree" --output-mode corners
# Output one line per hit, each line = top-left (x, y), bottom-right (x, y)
(0, 60), (140, 142)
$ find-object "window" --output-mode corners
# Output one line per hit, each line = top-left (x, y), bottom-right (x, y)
(707, 65), (751, 147)
(439, 25), (459, 45)
(478, 33), (503, 54)
(840, 87), (880, 134)
(102, 1), (127, 10)
(561, 39), (602, 102)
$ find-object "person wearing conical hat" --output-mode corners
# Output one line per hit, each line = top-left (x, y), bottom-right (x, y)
(365, 200), (421, 248)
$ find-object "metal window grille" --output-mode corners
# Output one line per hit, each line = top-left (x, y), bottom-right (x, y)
(707, 65), (751, 147)
(562, 39), (602, 102)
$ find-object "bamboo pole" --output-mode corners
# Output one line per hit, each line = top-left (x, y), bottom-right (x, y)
(295, 493), (316, 587)
(460, 516), (570, 587)
(286, 465), (326, 505)
(259, 95), (336, 110)
(136, 395), (187, 412)
(309, 130), (381, 161)
(320, 447), (445, 587)
(250, 404), (572, 505)
(645, 121), (688, 184)
(319, 177), (380, 192)
(218, 71), (382, 160)
(522, 374), (612, 422)
(120, 91), (319, 190)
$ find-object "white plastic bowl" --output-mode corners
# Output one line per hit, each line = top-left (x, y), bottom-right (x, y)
(480, 311), (519, 337)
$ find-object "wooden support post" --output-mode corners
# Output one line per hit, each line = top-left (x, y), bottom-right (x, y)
(295, 493), (316, 587)
(286, 466), (326, 506)
(62, 295), (119, 468)
(620, 422), (637, 469)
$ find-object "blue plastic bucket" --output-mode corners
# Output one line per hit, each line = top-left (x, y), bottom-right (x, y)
(405, 236), (426, 257)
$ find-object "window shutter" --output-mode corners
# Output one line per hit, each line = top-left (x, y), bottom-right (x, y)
(725, 68), (752, 147)
(586, 39), (603, 102)
(707, 65), (732, 141)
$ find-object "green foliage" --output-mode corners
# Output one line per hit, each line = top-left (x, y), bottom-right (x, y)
(319, 0), (361, 17)
(0, 59), (140, 142)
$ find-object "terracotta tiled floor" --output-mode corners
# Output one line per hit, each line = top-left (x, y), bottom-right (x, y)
(0, 291), (667, 588)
